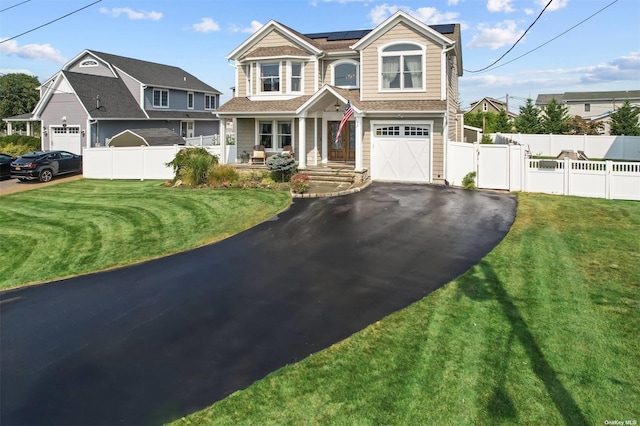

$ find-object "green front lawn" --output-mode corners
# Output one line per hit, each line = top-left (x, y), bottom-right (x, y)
(172, 193), (640, 425)
(0, 179), (291, 290)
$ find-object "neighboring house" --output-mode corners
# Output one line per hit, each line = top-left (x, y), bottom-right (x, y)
(467, 96), (517, 117)
(217, 11), (463, 184)
(107, 128), (186, 147)
(535, 90), (640, 135)
(6, 50), (222, 154)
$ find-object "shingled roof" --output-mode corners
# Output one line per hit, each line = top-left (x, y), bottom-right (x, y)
(89, 50), (221, 93)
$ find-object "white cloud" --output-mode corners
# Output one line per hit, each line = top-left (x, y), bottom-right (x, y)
(0, 39), (66, 63)
(191, 18), (220, 33)
(99, 7), (162, 20)
(579, 52), (640, 83)
(230, 20), (264, 34)
(487, 0), (515, 13)
(536, 0), (569, 12)
(448, 0), (460, 5)
(524, 8), (535, 15)
(467, 20), (523, 50)
(369, 4), (460, 25)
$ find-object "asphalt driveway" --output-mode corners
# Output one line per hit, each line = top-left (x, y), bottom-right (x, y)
(0, 183), (516, 425)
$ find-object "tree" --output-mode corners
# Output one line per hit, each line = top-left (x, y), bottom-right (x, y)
(566, 115), (603, 135)
(514, 98), (542, 134)
(609, 100), (640, 136)
(464, 111), (497, 133)
(0, 73), (40, 131)
(494, 108), (512, 133)
(541, 97), (570, 134)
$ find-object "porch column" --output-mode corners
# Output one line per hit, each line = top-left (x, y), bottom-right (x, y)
(313, 115), (318, 166)
(355, 114), (363, 171)
(7, 122), (12, 135)
(220, 119), (227, 164)
(298, 114), (307, 169)
(26, 122), (32, 136)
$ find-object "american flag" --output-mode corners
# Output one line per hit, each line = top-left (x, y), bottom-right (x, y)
(335, 100), (354, 144)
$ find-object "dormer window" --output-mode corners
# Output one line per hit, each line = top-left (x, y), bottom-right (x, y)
(80, 60), (98, 67)
(380, 42), (424, 91)
(260, 62), (280, 93)
(332, 60), (359, 88)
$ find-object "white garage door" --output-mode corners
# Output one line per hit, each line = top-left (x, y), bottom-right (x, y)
(50, 126), (82, 154)
(371, 123), (431, 183)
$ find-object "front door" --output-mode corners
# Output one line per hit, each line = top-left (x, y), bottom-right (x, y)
(328, 121), (355, 161)
(181, 121), (194, 138)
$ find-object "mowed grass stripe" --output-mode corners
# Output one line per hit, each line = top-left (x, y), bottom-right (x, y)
(172, 193), (639, 425)
(0, 179), (290, 289)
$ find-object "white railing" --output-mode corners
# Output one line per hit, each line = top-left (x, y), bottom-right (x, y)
(83, 144), (237, 180)
(184, 134), (237, 164)
(492, 133), (640, 161)
(447, 141), (640, 201)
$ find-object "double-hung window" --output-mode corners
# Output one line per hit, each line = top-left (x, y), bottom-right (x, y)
(187, 92), (194, 109)
(260, 63), (280, 93)
(153, 89), (169, 108)
(289, 62), (302, 93)
(380, 43), (424, 91)
(258, 120), (293, 150)
(205, 94), (216, 110)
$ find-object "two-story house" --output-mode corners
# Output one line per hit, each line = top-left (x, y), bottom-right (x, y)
(536, 90), (640, 135)
(217, 11), (462, 184)
(24, 50), (222, 154)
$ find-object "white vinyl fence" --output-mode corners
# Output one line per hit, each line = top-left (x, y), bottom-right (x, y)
(492, 133), (640, 161)
(83, 143), (237, 180)
(447, 142), (640, 201)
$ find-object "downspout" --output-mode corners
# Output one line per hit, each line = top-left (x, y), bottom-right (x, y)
(441, 43), (456, 184)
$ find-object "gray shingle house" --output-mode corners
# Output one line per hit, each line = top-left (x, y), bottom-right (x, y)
(26, 50), (222, 154)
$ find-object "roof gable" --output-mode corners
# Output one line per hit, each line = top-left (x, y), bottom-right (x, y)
(351, 10), (455, 50)
(227, 21), (321, 60)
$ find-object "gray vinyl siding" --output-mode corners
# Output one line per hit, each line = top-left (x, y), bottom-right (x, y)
(143, 88), (217, 111)
(40, 93), (87, 151)
(67, 54), (114, 77)
(118, 71), (143, 104)
(194, 121), (219, 136)
(360, 22), (442, 101)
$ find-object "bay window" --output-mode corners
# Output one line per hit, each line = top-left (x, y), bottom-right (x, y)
(290, 62), (302, 92)
(260, 63), (280, 93)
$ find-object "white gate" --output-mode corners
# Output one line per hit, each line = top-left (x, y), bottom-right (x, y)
(477, 144), (510, 190)
(50, 126), (82, 154)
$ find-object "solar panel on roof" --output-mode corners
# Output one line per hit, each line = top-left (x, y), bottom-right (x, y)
(327, 32), (349, 41)
(429, 24), (455, 34)
(305, 32), (332, 39)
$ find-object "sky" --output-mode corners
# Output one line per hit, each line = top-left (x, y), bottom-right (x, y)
(1, 0), (639, 113)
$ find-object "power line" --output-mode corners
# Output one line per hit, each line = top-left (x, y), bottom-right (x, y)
(0, 0), (102, 44)
(0, 0), (31, 13)
(464, 0), (553, 73)
(470, 0), (620, 74)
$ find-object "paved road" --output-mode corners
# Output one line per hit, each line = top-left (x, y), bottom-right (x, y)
(0, 183), (516, 425)
(0, 174), (83, 195)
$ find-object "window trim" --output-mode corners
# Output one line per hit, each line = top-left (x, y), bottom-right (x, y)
(258, 62), (281, 95)
(331, 59), (360, 89)
(288, 61), (303, 94)
(80, 60), (99, 67)
(255, 119), (294, 151)
(204, 94), (216, 110)
(153, 89), (169, 108)
(378, 41), (426, 93)
(584, 103), (591, 112)
(187, 92), (194, 110)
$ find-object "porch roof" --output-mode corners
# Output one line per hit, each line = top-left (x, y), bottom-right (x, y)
(217, 88), (448, 115)
(3, 113), (34, 122)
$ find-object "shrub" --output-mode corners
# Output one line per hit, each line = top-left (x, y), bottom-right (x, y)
(208, 164), (240, 183)
(290, 173), (310, 194)
(462, 171), (477, 190)
(0, 135), (41, 154)
(266, 151), (297, 182)
(167, 147), (218, 186)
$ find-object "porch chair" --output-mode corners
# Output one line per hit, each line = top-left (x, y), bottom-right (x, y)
(283, 145), (295, 157)
(249, 144), (266, 165)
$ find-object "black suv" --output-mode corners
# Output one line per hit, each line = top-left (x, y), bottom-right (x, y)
(11, 150), (82, 182)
